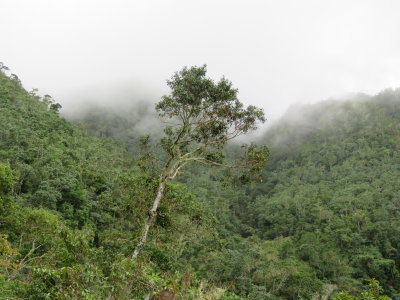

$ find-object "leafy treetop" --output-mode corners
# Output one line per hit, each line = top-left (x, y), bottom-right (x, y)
(156, 65), (267, 175)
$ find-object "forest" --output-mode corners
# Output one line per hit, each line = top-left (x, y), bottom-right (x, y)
(1, 65), (399, 299)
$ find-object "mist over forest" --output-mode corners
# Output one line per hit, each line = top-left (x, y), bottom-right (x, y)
(63, 87), (383, 149)
(3, 0), (400, 297)
(61, 83), (162, 135)
(1, 59), (400, 299)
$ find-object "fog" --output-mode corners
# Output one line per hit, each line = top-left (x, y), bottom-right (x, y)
(64, 81), (164, 137)
(2, 0), (400, 123)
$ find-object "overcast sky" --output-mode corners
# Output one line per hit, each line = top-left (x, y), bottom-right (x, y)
(2, 0), (400, 121)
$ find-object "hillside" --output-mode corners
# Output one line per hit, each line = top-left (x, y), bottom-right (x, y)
(249, 92), (400, 296)
(0, 69), (228, 299)
(73, 89), (400, 298)
(1, 66), (400, 299)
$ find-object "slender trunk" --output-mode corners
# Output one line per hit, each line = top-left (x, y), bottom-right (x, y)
(132, 174), (167, 260)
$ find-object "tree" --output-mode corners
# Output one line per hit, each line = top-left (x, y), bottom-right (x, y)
(132, 65), (269, 259)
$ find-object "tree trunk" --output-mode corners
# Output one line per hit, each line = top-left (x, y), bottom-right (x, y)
(132, 175), (167, 260)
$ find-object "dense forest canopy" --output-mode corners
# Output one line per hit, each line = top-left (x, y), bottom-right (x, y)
(1, 66), (400, 299)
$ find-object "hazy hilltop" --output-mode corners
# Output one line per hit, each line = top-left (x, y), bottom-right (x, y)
(1, 67), (400, 299)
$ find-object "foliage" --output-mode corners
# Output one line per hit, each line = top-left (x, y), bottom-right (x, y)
(132, 65), (269, 259)
(245, 94), (400, 297)
(0, 66), (233, 298)
(73, 87), (400, 298)
(2, 63), (400, 298)
(334, 279), (392, 300)
(0, 161), (16, 194)
(156, 65), (266, 173)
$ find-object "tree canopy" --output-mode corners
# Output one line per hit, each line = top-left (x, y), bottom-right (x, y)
(132, 65), (269, 259)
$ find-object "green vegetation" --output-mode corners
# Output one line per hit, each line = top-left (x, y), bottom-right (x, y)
(334, 279), (391, 300)
(132, 65), (268, 260)
(247, 95), (400, 297)
(0, 67), (230, 298)
(1, 64), (400, 299)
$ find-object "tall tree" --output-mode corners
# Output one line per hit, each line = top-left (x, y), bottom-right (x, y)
(132, 65), (269, 259)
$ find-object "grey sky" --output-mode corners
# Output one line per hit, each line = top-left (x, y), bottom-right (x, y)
(2, 0), (400, 122)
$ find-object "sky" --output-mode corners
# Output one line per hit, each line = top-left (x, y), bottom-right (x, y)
(2, 0), (400, 122)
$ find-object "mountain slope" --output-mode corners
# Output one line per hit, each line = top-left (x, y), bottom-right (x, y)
(0, 70), (222, 299)
(246, 91), (400, 295)
(8, 63), (400, 298)
(71, 87), (400, 298)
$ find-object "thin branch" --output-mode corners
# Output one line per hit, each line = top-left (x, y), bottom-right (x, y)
(169, 161), (189, 179)
(8, 241), (43, 281)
